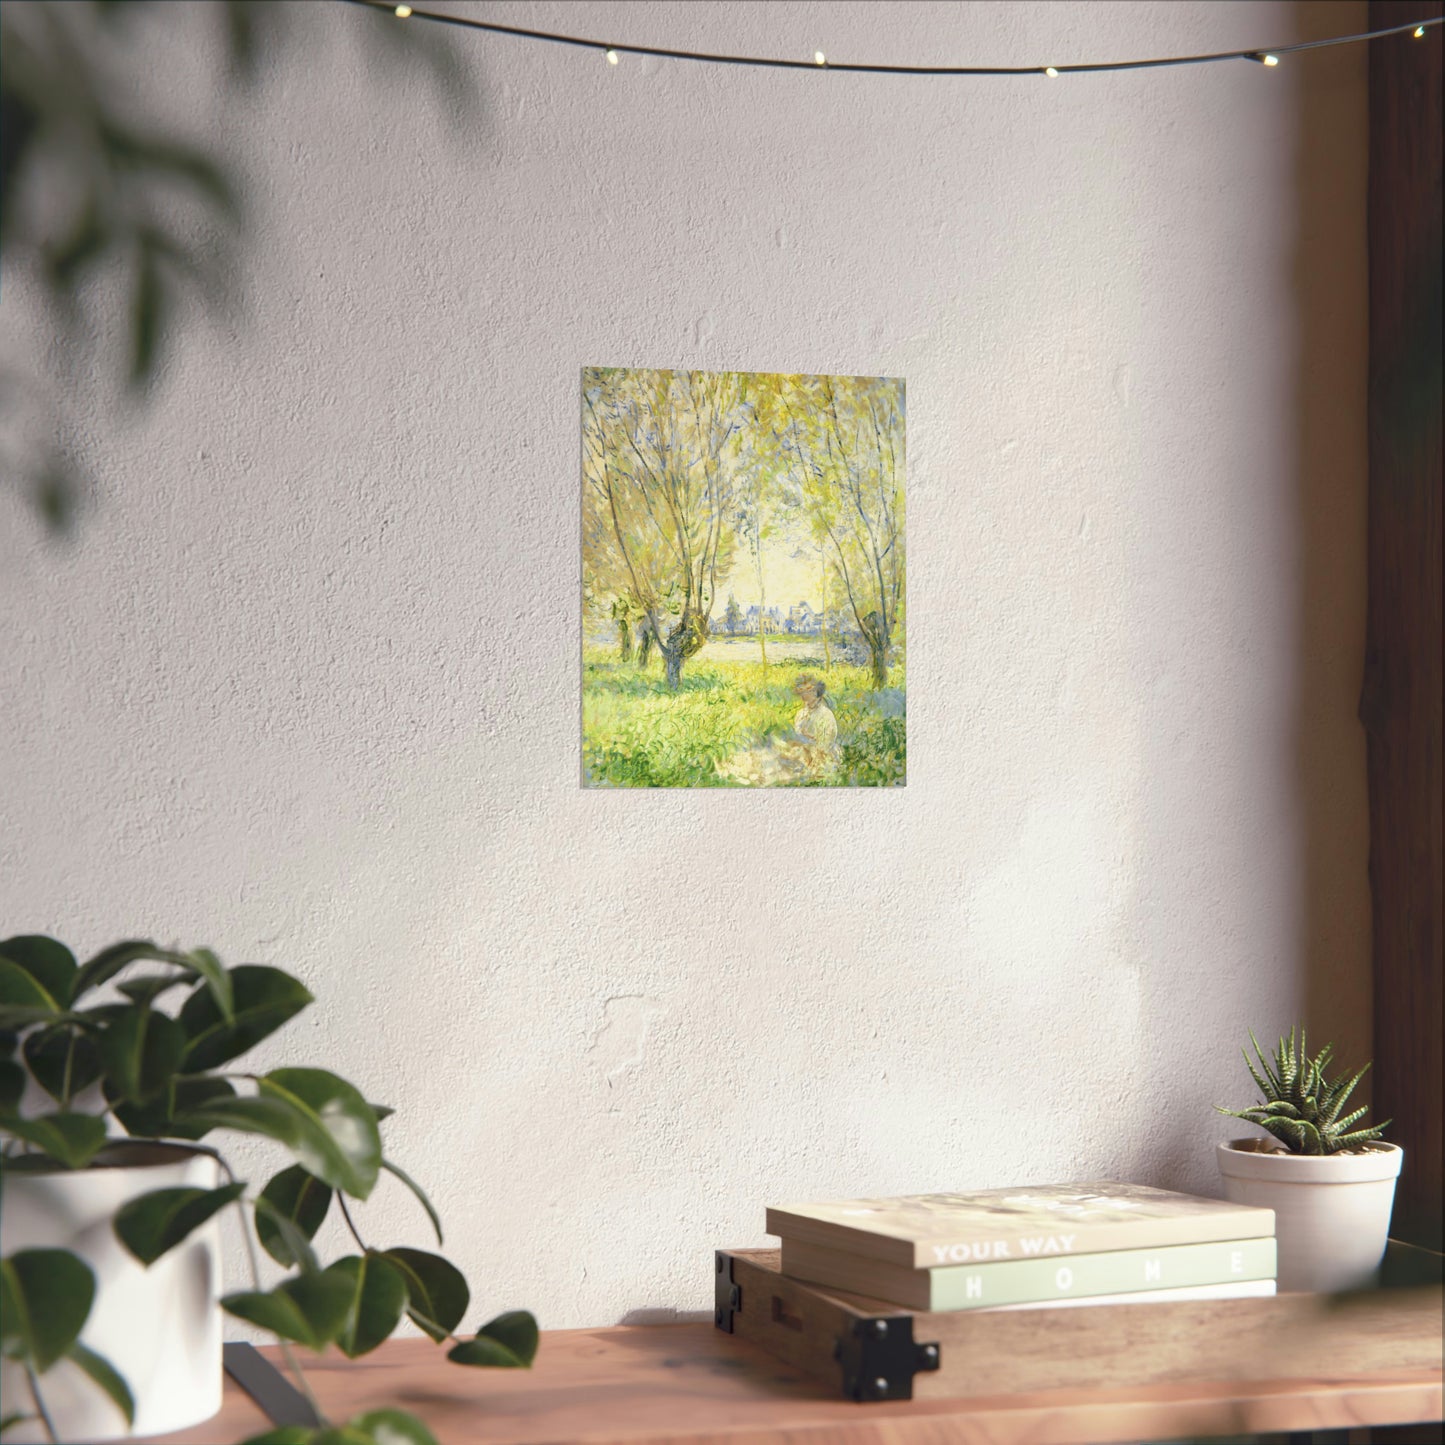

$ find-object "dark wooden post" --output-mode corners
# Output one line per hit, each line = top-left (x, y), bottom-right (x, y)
(1364, 1), (1443, 1256)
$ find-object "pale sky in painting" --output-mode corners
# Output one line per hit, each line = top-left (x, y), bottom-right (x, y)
(715, 530), (828, 615)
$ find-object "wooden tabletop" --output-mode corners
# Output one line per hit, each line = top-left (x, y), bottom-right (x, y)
(144, 1322), (1443, 1445)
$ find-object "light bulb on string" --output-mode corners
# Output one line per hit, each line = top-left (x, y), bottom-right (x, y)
(338, 3), (1441, 81)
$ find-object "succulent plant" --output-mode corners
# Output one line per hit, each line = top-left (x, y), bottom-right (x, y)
(1217, 1026), (1391, 1156)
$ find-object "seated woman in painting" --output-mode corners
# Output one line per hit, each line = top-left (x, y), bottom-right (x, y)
(790, 674), (840, 771)
(716, 674), (840, 786)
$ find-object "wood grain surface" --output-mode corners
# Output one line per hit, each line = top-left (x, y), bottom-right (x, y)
(139, 1316), (1442, 1445)
(723, 1247), (1444, 1404)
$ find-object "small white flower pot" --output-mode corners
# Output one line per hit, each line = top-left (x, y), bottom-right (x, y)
(1216, 1137), (1403, 1293)
(0, 1141), (224, 1442)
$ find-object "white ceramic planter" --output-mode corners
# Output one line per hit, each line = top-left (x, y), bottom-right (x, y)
(0, 1142), (223, 1442)
(1216, 1137), (1403, 1293)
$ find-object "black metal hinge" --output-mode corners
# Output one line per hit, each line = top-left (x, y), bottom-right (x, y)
(714, 1251), (742, 1332)
(223, 1341), (320, 1427)
(833, 1314), (941, 1402)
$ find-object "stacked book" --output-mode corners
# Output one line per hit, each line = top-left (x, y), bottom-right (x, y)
(766, 1181), (1277, 1312)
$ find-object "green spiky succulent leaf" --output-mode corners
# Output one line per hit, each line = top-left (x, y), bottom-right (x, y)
(1216, 1027), (1391, 1156)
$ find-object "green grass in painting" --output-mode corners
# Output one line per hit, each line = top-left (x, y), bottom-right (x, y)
(582, 648), (906, 787)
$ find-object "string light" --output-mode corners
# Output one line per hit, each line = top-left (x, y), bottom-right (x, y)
(338, 4), (1444, 78)
(606, 49), (619, 65)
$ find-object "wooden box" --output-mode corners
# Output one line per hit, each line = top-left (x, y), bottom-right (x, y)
(715, 1242), (1445, 1404)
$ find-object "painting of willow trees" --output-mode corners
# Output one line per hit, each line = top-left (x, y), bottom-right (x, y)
(582, 367), (905, 788)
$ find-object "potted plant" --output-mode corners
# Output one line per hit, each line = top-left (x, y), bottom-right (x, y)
(1215, 1026), (1402, 1293)
(0, 934), (537, 1444)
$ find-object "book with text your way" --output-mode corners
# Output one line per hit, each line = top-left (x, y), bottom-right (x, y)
(766, 1181), (1276, 1272)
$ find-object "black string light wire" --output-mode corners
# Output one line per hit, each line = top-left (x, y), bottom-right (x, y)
(341, 1), (1441, 77)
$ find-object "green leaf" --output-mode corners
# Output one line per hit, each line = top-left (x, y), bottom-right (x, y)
(1325, 1062), (1371, 1123)
(0, 1112), (108, 1168)
(352, 1409), (440, 1445)
(381, 1158), (442, 1246)
(1331, 1104), (1370, 1134)
(1248, 1031), (1282, 1099)
(44, 198), (108, 289)
(256, 1165), (332, 1268)
(1333, 1121), (1391, 1150)
(102, 125), (241, 221)
(183, 948), (234, 1023)
(108, 1075), (236, 1141)
(0, 1249), (95, 1371)
(72, 941), (191, 1000)
(183, 1075), (378, 1196)
(382, 1249), (468, 1342)
(113, 1182), (245, 1265)
(310, 1431), (373, 1445)
(238, 1431), (315, 1445)
(447, 1310), (538, 1368)
(0, 961), (60, 1028)
(180, 966), (313, 1071)
(0, 938), (76, 1008)
(252, 1197), (321, 1276)
(326, 1254), (407, 1359)
(116, 976), (190, 1008)
(369, 1103), (394, 1122)
(0, 1060), (24, 1114)
(68, 1341), (135, 1426)
(130, 238), (165, 388)
(259, 1070), (381, 1200)
(23, 1027), (102, 1103)
(222, 1273), (353, 1350)
(0, 1414), (36, 1434)
(99, 1007), (187, 1103)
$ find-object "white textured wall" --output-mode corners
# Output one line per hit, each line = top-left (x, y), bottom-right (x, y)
(0, 1), (1370, 1329)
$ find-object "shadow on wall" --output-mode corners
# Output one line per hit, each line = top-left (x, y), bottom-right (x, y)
(1290, 0), (1373, 1103)
(1139, 0), (1373, 1195)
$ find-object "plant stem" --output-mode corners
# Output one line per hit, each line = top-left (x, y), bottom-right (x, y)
(333, 1196), (465, 1349)
(24, 1364), (57, 1444)
(60, 1033), (76, 1110)
(220, 1159), (327, 1427)
(337, 1194), (367, 1252)
(275, 1340), (324, 1426)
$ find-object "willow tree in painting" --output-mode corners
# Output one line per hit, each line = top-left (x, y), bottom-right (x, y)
(763, 374), (905, 690)
(583, 368), (742, 689)
(582, 367), (905, 789)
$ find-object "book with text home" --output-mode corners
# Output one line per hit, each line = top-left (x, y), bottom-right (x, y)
(779, 1235), (1278, 1310)
(766, 1182), (1275, 1270)
(983, 1278), (1276, 1310)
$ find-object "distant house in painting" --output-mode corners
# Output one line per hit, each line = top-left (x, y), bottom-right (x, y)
(742, 604), (783, 635)
(786, 602), (820, 634)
